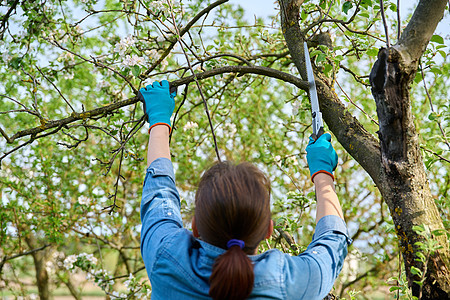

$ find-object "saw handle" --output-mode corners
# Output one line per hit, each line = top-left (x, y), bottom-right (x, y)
(311, 127), (324, 141)
(169, 83), (177, 95)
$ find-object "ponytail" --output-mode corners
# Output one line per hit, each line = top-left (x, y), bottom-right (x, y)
(195, 161), (271, 300)
(209, 245), (254, 300)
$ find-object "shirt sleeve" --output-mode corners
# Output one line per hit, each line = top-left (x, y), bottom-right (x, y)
(140, 157), (183, 271)
(285, 215), (352, 299)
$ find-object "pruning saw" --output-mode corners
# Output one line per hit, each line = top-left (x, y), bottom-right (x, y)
(304, 42), (324, 140)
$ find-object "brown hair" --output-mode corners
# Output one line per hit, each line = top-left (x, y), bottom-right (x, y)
(194, 161), (271, 300)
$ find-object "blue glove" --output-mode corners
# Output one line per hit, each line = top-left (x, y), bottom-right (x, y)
(306, 133), (338, 182)
(138, 80), (176, 133)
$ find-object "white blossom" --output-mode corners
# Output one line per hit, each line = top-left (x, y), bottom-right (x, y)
(145, 49), (158, 58)
(64, 72), (74, 80)
(78, 195), (91, 205)
(98, 80), (111, 88)
(78, 252), (98, 265)
(114, 35), (135, 55)
(224, 123), (237, 136)
(113, 89), (127, 100)
(1, 51), (11, 63)
(74, 25), (84, 35)
(149, 1), (169, 13)
(183, 121), (198, 131)
(289, 156), (299, 166)
(160, 59), (169, 70)
(45, 260), (55, 274)
(121, 54), (145, 68)
(63, 255), (77, 270)
(292, 100), (301, 116)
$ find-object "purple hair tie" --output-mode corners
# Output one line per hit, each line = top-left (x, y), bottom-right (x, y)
(227, 239), (245, 249)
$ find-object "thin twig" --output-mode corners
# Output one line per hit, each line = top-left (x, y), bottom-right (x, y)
(104, 148), (124, 214)
(168, 1), (222, 161)
(335, 79), (379, 125)
(21, 69), (42, 118)
(57, 125), (89, 149)
(0, 127), (13, 143)
(48, 38), (137, 94)
(306, 0), (335, 39)
(0, 94), (32, 111)
(171, 84), (190, 143)
(421, 147), (450, 164)
(36, 66), (76, 113)
(0, 125), (64, 168)
(419, 61), (450, 150)
(379, 0), (390, 47)
(142, 0), (229, 77)
(397, 0), (401, 40)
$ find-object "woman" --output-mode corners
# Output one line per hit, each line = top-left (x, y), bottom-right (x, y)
(139, 81), (351, 299)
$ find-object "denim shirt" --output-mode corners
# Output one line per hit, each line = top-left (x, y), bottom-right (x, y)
(140, 158), (352, 300)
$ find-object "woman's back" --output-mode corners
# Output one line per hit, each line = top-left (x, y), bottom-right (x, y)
(140, 158), (350, 300)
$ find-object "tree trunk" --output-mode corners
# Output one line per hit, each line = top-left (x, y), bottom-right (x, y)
(279, 0), (450, 297)
(25, 236), (50, 300)
(370, 46), (450, 298)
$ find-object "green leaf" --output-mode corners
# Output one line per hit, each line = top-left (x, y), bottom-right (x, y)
(206, 44), (214, 51)
(323, 64), (333, 77)
(301, 9), (307, 21)
(8, 56), (23, 69)
(430, 67), (442, 75)
(360, 12), (370, 18)
(428, 112), (438, 121)
(438, 50), (447, 59)
(410, 266), (422, 276)
(316, 53), (326, 63)
(389, 286), (401, 292)
(360, 0), (372, 9)
(366, 48), (378, 57)
(310, 49), (322, 57)
(389, 3), (397, 12)
(414, 72), (423, 83)
(416, 252), (426, 261)
(413, 225), (425, 233)
(132, 65), (141, 77)
(431, 34), (444, 44)
(413, 280), (424, 287)
(343, 1), (353, 14)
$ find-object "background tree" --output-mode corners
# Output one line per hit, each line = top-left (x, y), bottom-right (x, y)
(0, 0), (448, 299)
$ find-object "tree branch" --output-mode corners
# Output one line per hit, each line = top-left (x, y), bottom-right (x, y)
(3, 65), (307, 144)
(397, 0), (448, 65)
(0, 244), (51, 274)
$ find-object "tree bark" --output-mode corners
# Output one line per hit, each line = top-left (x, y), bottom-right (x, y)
(368, 0), (450, 297)
(279, 0), (450, 298)
(370, 46), (450, 299)
(25, 236), (50, 300)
